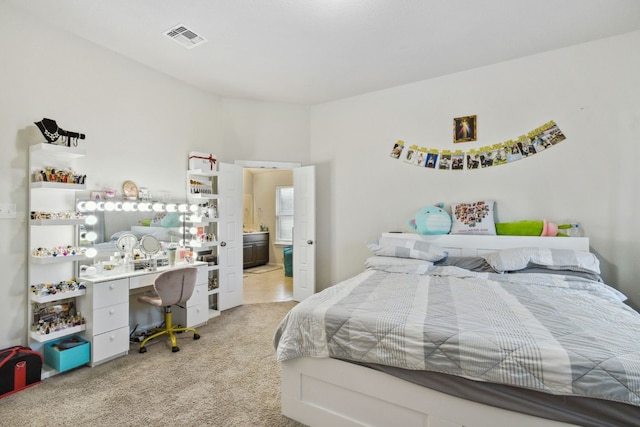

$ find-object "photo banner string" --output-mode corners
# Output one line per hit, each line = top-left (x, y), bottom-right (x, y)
(389, 120), (566, 171)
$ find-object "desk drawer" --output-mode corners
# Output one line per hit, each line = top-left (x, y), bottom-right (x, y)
(93, 302), (128, 335)
(175, 300), (209, 328)
(186, 284), (207, 307)
(92, 326), (129, 365)
(93, 279), (129, 309)
(129, 272), (161, 290)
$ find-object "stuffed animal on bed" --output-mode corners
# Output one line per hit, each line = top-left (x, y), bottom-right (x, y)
(495, 220), (572, 237)
(408, 203), (452, 235)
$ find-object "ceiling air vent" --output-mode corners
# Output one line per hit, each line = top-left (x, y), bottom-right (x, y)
(163, 24), (207, 49)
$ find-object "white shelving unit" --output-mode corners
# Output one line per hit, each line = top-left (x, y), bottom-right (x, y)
(28, 143), (88, 378)
(186, 169), (221, 319)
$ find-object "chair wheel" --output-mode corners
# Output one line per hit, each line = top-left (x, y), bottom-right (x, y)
(193, 334), (201, 340)
(172, 346), (180, 352)
(139, 347), (147, 354)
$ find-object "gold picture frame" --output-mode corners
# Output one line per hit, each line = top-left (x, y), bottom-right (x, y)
(453, 115), (477, 143)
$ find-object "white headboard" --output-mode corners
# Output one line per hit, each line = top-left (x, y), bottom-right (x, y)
(382, 233), (589, 257)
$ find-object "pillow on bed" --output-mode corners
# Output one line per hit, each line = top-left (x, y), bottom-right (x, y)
(482, 247), (601, 274)
(450, 200), (496, 235)
(434, 256), (496, 273)
(365, 256), (433, 268)
(367, 236), (447, 261)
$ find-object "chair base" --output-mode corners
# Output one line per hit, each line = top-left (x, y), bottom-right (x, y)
(139, 325), (200, 353)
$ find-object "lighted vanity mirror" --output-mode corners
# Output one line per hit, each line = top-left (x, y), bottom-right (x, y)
(77, 199), (187, 260)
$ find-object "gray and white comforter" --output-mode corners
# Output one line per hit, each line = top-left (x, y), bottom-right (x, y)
(274, 265), (640, 406)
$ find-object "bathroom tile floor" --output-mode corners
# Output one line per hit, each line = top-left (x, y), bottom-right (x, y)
(243, 266), (294, 304)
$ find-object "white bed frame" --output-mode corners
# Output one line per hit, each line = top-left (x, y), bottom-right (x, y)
(281, 234), (590, 427)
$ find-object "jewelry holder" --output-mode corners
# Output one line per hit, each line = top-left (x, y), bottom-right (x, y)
(34, 118), (86, 147)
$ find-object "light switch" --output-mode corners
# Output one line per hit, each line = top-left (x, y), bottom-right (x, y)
(0, 203), (16, 219)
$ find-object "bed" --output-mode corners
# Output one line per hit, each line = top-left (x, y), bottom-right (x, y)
(273, 233), (640, 427)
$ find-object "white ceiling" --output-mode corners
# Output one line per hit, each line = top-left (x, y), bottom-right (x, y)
(8, 0), (640, 105)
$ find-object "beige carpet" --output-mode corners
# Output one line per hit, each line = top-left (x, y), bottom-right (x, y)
(1, 301), (305, 427)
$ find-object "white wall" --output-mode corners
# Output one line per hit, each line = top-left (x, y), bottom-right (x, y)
(0, 3), (310, 348)
(310, 30), (640, 309)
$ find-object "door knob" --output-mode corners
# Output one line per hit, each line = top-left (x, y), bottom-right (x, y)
(307, 240), (314, 245)
(220, 241), (227, 247)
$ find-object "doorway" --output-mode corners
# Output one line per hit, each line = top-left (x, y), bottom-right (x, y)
(239, 163), (296, 304)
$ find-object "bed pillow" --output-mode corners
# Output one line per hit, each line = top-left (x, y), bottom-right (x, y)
(482, 247), (601, 274)
(450, 200), (496, 235)
(367, 236), (447, 261)
(365, 256), (433, 268)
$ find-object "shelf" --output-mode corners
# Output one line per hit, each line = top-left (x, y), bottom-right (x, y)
(207, 288), (219, 296)
(187, 193), (219, 200)
(208, 309), (221, 319)
(185, 218), (219, 224)
(30, 325), (86, 343)
(188, 241), (218, 249)
(31, 254), (87, 264)
(31, 218), (86, 226)
(205, 265), (220, 272)
(188, 169), (219, 177)
(30, 288), (86, 304)
(30, 142), (86, 158)
(31, 182), (86, 191)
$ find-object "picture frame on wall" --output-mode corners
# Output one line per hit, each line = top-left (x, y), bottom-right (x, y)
(453, 115), (477, 143)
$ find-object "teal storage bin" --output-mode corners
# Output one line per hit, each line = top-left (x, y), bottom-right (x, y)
(43, 336), (90, 373)
(283, 246), (293, 277)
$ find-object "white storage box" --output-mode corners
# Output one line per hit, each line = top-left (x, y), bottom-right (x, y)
(188, 151), (217, 171)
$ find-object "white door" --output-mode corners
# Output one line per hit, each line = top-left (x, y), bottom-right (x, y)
(293, 165), (316, 301)
(218, 162), (244, 310)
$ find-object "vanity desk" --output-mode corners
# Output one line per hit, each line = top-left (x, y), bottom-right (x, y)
(76, 261), (208, 367)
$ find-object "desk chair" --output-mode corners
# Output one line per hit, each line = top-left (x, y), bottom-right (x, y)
(138, 267), (201, 353)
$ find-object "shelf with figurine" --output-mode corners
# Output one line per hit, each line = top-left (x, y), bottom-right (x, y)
(29, 279), (87, 304)
(30, 210), (86, 226)
(31, 245), (87, 264)
(30, 296), (86, 343)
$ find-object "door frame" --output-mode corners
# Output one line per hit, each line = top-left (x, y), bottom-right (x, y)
(234, 160), (314, 300)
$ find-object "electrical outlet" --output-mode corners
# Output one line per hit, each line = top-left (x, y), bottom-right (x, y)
(0, 203), (16, 219)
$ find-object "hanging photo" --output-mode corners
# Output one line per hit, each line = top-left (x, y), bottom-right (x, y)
(466, 151), (481, 169)
(390, 140), (405, 159)
(506, 141), (523, 162)
(454, 115), (477, 143)
(414, 149), (428, 167)
(425, 152), (439, 169)
(439, 151), (452, 170)
(403, 146), (418, 164)
(493, 144), (507, 166)
(452, 152), (465, 170)
(479, 148), (494, 168)
(545, 123), (566, 145)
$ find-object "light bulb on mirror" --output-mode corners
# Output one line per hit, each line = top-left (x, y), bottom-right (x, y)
(85, 248), (98, 258)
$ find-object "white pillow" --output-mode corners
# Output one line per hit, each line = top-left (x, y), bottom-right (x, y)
(367, 236), (447, 261)
(365, 256), (433, 268)
(482, 247), (601, 274)
(450, 200), (496, 235)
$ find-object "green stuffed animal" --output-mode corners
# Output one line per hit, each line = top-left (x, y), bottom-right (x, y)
(495, 220), (573, 237)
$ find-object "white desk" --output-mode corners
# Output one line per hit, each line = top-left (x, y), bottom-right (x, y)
(77, 262), (208, 366)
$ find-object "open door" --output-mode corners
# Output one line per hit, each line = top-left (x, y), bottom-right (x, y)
(293, 165), (316, 301)
(218, 162), (244, 310)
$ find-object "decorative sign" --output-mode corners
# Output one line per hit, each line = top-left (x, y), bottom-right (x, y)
(390, 121), (565, 171)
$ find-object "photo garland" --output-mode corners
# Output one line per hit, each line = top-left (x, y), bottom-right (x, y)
(389, 120), (565, 171)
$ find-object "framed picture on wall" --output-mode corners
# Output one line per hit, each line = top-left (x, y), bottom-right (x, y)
(453, 115), (477, 143)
